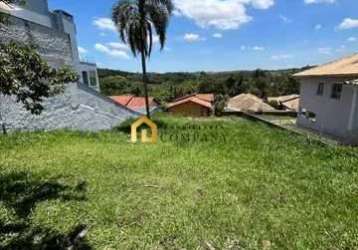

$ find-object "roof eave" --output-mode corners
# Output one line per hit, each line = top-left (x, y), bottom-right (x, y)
(293, 73), (358, 79)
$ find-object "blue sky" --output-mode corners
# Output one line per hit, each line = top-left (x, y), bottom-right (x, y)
(49, 0), (358, 73)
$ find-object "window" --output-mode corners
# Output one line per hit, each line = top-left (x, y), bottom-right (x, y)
(317, 82), (324, 96)
(82, 71), (89, 85)
(331, 84), (343, 100)
(89, 71), (97, 86)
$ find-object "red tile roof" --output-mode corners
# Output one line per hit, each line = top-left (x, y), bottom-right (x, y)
(167, 95), (214, 110)
(110, 96), (158, 110)
(111, 95), (134, 106)
(196, 94), (215, 103)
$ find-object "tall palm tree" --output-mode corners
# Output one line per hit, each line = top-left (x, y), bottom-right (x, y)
(112, 0), (173, 118)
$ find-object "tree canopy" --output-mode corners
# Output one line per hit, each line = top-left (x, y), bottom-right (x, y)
(0, 42), (78, 114)
(98, 67), (303, 103)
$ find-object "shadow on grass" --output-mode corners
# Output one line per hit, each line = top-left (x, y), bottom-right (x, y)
(0, 172), (91, 250)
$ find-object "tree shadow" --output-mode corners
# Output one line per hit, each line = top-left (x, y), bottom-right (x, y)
(0, 172), (91, 249)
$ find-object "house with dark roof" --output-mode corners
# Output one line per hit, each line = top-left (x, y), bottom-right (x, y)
(166, 94), (214, 117)
(111, 95), (160, 115)
(294, 54), (358, 144)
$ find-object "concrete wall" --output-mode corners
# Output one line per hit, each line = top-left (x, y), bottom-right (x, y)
(168, 102), (211, 117)
(0, 1), (52, 27)
(1, 2), (100, 92)
(22, 0), (49, 16)
(0, 16), (73, 68)
(1, 83), (137, 132)
(297, 77), (358, 142)
(52, 11), (80, 66)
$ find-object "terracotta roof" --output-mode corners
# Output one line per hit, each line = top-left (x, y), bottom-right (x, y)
(111, 96), (158, 111)
(111, 95), (134, 106)
(227, 93), (275, 113)
(294, 54), (358, 77)
(196, 94), (215, 103)
(167, 96), (213, 110)
(173, 93), (214, 103)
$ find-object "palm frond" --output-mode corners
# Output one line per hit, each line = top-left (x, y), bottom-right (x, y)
(112, 0), (173, 58)
(145, 0), (174, 14)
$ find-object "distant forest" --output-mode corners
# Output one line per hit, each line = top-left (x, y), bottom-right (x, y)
(98, 66), (312, 102)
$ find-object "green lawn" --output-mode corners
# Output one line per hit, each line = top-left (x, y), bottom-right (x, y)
(0, 116), (357, 249)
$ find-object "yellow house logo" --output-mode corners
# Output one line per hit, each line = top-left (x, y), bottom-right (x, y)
(131, 116), (158, 144)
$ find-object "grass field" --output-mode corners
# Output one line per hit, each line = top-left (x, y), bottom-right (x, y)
(0, 116), (357, 249)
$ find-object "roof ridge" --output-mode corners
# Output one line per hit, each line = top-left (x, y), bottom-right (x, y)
(294, 53), (358, 77)
(318, 53), (358, 67)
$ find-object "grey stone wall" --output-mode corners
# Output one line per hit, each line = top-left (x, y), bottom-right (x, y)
(0, 16), (73, 68)
(1, 83), (138, 132)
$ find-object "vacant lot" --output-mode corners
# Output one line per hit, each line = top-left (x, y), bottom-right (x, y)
(0, 116), (357, 249)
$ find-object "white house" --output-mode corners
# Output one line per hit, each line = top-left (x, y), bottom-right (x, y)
(294, 54), (358, 144)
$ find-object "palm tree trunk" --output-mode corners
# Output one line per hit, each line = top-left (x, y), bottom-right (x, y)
(141, 50), (151, 119)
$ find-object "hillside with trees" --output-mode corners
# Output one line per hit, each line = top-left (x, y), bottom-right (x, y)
(98, 67), (313, 102)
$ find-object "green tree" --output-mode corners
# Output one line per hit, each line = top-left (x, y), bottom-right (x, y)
(0, 42), (78, 134)
(214, 94), (229, 116)
(112, 0), (173, 118)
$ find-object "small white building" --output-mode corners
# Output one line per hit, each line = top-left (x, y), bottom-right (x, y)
(294, 54), (358, 144)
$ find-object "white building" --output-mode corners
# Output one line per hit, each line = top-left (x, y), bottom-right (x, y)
(294, 54), (358, 144)
(0, 0), (100, 91)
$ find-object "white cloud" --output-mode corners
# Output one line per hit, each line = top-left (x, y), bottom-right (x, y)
(279, 15), (292, 23)
(184, 33), (202, 42)
(304, 0), (336, 4)
(252, 46), (265, 51)
(212, 33), (223, 38)
(240, 45), (265, 51)
(78, 46), (88, 54)
(347, 37), (357, 42)
(338, 18), (358, 30)
(271, 54), (293, 60)
(94, 43), (130, 59)
(336, 45), (346, 52)
(314, 24), (322, 30)
(318, 47), (332, 55)
(249, 0), (275, 9)
(174, 0), (274, 30)
(93, 17), (117, 32)
(106, 42), (129, 51)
